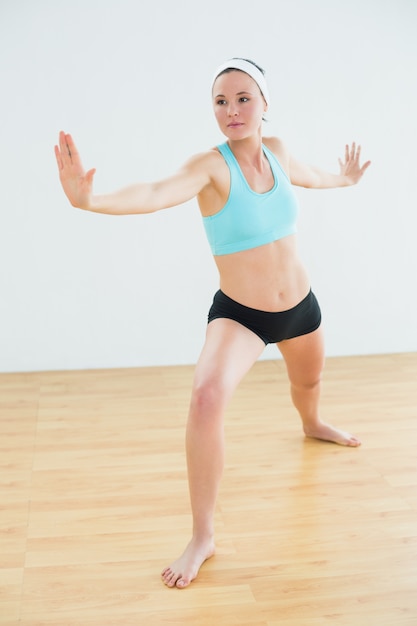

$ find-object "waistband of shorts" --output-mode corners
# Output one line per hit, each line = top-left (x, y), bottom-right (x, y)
(215, 288), (313, 315)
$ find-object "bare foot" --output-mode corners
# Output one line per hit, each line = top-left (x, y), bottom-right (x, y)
(304, 421), (361, 447)
(161, 536), (215, 589)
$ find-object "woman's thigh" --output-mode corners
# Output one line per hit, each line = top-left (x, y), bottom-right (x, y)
(192, 318), (266, 402)
(277, 326), (325, 387)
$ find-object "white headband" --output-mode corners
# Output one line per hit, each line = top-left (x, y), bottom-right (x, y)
(212, 58), (270, 106)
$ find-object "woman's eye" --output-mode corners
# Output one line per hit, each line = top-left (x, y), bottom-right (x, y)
(216, 99), (226, 105)
(239, 97), (249, 103)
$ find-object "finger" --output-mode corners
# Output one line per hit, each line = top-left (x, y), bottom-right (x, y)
(360, 160), (371, 174)
(350, 142), (356, 160)
(54, 144), (63, 171)
(345, 144), (349, 162)
(356, 144), (361, 162)
(65, 133), (80, 160)
(58, 131), (72, 164)
(59, 130), (69, 153)
(85, 168), (96, 184)
(59, 131), (80, 165)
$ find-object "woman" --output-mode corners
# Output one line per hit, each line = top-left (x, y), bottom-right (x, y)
(55, 57), (371, 589)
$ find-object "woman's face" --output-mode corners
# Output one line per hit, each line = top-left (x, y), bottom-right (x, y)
(212, 70), (267, 140)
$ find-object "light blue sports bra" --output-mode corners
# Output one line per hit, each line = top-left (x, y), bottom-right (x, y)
(202, 142), (299, 256)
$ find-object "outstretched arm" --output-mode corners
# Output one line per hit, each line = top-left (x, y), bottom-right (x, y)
(289, 142), (371, 189)
(54, 131), (211, 215)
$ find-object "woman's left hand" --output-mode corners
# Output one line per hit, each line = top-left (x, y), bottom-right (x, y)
(338, 142), (371, 185)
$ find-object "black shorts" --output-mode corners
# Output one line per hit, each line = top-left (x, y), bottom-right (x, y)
(207, 289), (321, 345)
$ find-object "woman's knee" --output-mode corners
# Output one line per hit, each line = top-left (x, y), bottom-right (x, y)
(189, 377), (230, 420)
(290, 371), (322, 393)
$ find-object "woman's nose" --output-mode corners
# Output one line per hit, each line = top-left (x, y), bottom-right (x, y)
(227, 103), (239, 116)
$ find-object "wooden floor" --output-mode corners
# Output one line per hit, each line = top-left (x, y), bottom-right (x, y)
(1, 353), (417, 625)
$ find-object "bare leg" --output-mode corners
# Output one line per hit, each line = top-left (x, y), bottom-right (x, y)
(278, 327), (361, 447)
(161, 319), (265, 588)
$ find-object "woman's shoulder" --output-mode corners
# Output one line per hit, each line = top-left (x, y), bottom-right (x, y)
(184, 146), (224, 170)
(194, 146), (230, 179)
(175, 148), (226, 188)
(263, 135), (288, 156)
(262, 136), (290, 171)
(176, 147), (229, 207)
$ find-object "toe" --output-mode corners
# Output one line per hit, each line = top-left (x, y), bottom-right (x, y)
(166, 573), (178, 587)
(162, 569), (176, 587)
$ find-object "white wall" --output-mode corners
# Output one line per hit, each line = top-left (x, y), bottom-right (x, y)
(1, 0), (416, 373)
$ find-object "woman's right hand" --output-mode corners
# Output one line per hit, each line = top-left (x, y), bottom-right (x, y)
(54, 131), (96, 210)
